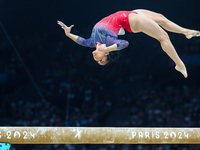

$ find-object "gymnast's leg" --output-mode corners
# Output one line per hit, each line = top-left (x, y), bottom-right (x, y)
(129, 13), (188, 78)
(134, 9), (200, 39)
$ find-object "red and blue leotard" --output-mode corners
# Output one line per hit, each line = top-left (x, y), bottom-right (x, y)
(76, 11), (138, 50)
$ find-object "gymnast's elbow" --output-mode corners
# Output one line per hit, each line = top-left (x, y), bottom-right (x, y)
(117, 41), (129, 51)
(125, 41), (129, 48)
(120, 41), (129, 50)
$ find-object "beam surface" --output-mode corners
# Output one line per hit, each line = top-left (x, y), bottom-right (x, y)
(0, 127), (199, 144)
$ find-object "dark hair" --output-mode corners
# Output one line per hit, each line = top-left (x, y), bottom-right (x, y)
(105, 51), (120, 66)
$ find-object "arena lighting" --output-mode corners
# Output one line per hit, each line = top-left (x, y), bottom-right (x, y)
(0, 127), (199, 144)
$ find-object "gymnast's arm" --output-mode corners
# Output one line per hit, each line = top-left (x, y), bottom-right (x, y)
(57, 21), (94, 47)
(57, 21), (78, 41)
(98, 38), (129, 52)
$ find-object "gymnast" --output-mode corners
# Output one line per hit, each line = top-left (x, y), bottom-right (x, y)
(57, 9), (200, 78)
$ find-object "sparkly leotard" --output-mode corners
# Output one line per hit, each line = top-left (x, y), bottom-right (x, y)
(76, 11), (138, 50)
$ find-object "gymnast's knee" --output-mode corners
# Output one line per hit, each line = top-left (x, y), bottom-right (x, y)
(158, 31), (170, 43)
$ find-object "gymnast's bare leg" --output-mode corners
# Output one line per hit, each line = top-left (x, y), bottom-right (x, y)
(128, 10), (200, 78)
(134, 9), (200, 39)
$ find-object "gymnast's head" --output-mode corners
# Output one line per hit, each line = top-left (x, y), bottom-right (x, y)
(92, 48), (120, 66)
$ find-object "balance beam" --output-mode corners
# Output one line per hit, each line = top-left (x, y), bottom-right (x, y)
(0, 127), (199, 144)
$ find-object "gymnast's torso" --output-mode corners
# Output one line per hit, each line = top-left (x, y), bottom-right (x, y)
(95, 11), (137, 35)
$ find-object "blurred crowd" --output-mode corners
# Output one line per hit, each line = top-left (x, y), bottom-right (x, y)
(1, 27), (200, 150)
(119, 85), (200, 127)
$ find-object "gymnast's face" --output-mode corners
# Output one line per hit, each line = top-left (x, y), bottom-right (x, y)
(92, 48), (109, 66)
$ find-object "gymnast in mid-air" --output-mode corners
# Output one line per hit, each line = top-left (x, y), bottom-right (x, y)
(57, 9), (200, 78)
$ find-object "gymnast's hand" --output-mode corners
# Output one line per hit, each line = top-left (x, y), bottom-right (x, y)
(57, 21), (74, 36)
(97, 44), (109, 52)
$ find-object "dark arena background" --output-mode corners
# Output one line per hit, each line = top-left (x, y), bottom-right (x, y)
(1, 0), (200, 149)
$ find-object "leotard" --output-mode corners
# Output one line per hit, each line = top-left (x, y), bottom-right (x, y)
(76, 11), (138, 50)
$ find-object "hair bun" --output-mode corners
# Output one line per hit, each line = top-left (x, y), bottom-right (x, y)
(110, 51), (120, 61)
(105, 51), (120, 66)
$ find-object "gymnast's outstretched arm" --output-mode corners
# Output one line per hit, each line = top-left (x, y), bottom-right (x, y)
(57, 21), (94, 47)
(57, 21), (78, 42)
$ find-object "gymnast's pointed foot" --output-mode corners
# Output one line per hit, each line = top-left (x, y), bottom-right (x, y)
(175, 65), (188, 78)
(185, 30), (200, 39)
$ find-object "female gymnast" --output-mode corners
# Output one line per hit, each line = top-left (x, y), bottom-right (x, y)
(57, 9), (200, 78)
